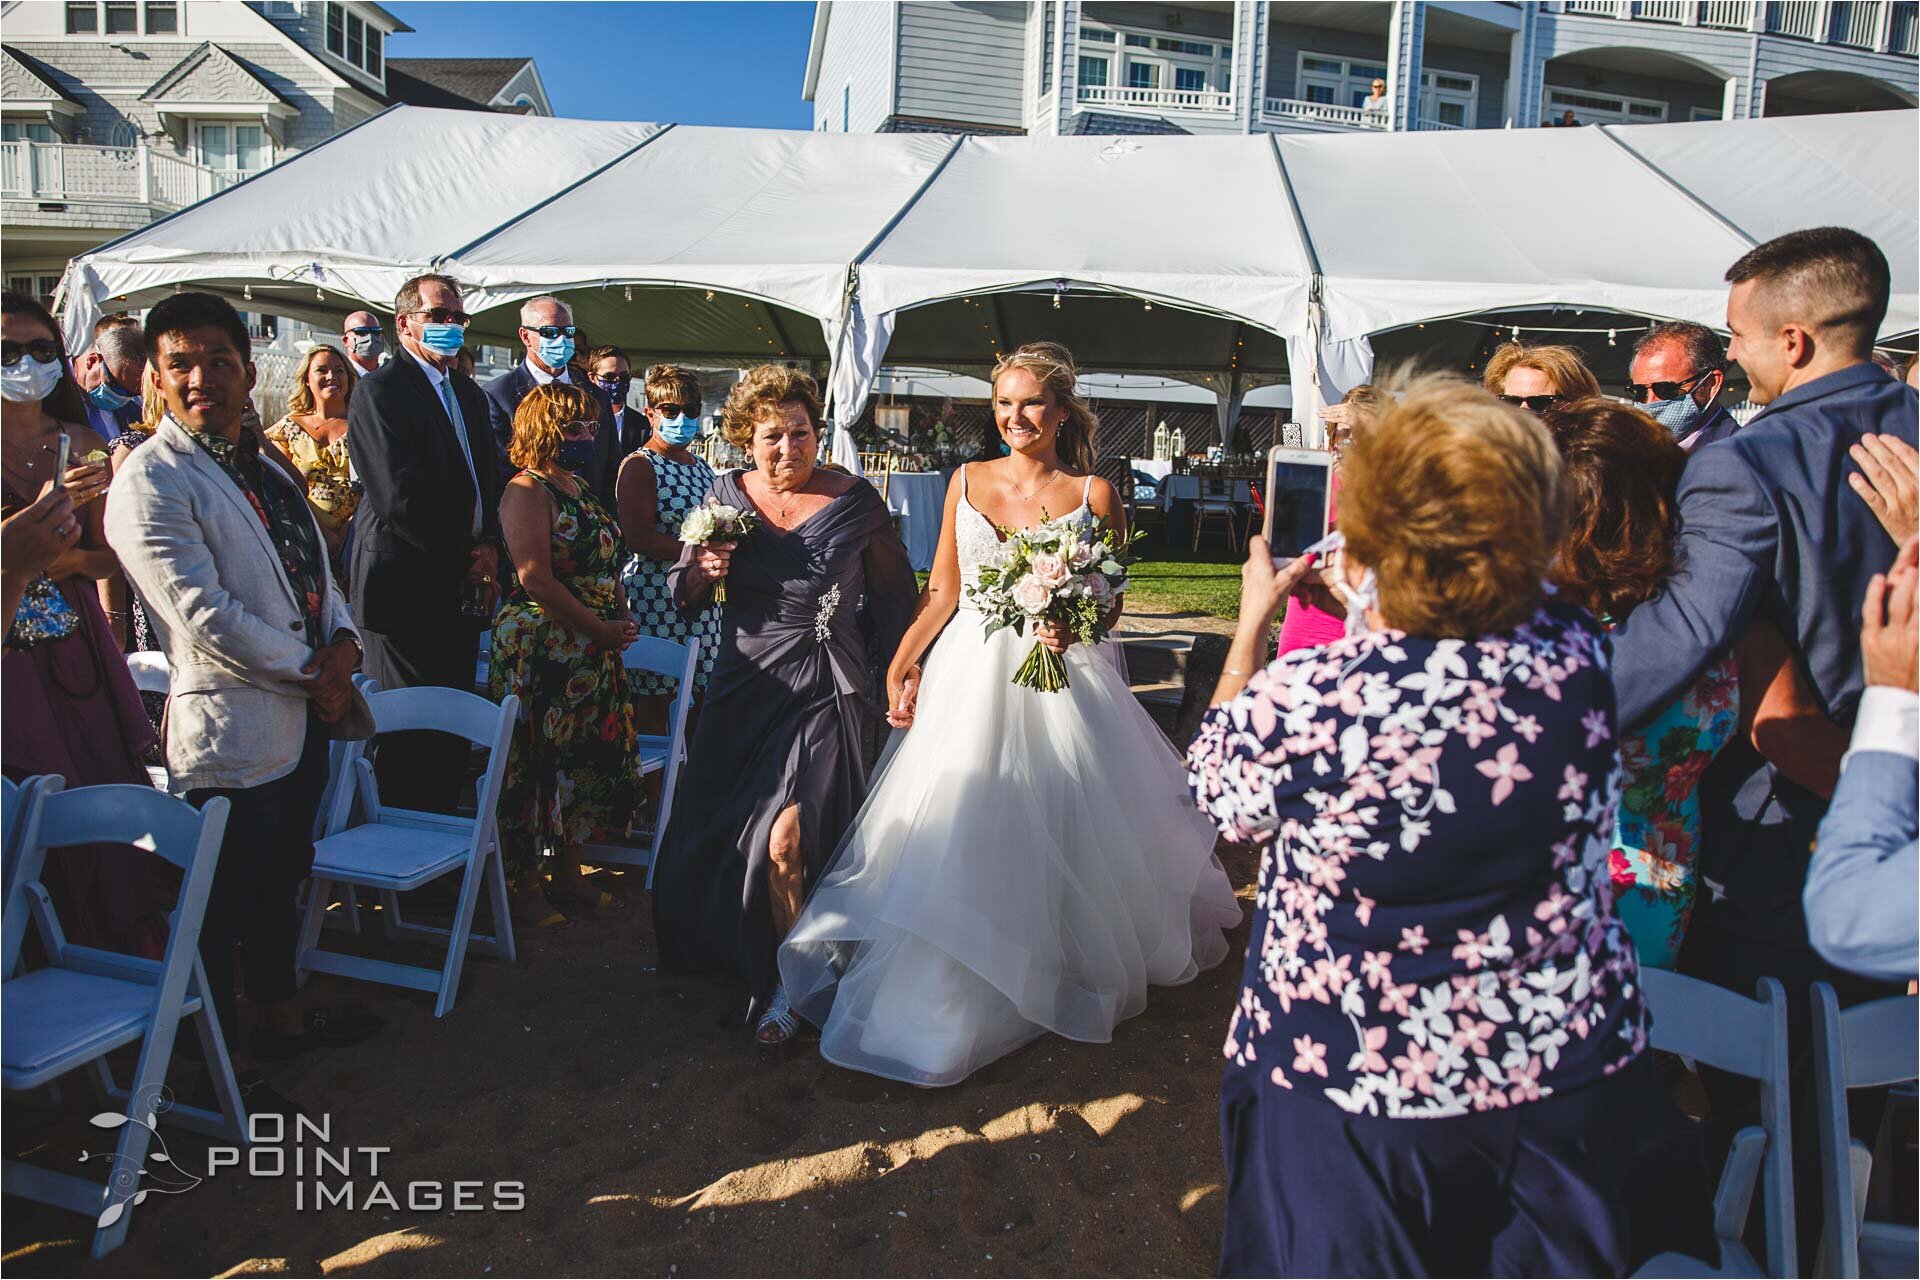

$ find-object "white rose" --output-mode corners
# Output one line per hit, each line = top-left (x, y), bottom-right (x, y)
(1031, 552), (1071, 590)
(1082, 572), (1114, 605)
(1012, 574), (1052, 614)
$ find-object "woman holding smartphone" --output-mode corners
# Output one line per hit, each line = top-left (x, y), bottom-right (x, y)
(1, 291), (170, 956)
(1274, 385), (1381, 655)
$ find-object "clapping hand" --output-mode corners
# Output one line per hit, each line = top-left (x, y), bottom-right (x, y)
(1862, 533), (1919, 693)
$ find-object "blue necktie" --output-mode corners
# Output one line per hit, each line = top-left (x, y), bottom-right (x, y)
(437, 375), (482, 537)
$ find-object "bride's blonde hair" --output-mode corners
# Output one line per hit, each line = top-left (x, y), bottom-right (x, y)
(992, 341), (1099, 473)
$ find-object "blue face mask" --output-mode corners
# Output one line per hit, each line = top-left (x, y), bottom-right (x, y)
(537, 335), (575, 369)
(556, 437), (596, 473)
(1647, 391), (1710, 441)
(419, 323), (467, 358)
(87, 376), (135, 413)
(656, 413), (700, 447)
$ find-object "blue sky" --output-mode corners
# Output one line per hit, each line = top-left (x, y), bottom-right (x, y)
(384, 1), (817, 128)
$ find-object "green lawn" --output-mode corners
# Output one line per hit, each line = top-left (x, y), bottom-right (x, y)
(1126, 547), (1245, 620)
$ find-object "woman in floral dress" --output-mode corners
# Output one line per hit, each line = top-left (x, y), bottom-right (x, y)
(1189, 377), (1712, 1277)
(616, 362), (719, 707)
(265, 344), (359, 570)
(491, 383), (641, 926)
(1541, 400), (1844, 969)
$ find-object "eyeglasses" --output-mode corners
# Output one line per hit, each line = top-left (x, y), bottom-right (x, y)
(524, 324), (578, 340)
(405, 308), (472, 326)
(1497, 393), (1568, 414)
(650, 402), (690, 418)
(1, 338), (60, 367)
(562, 420), (598, 435)
(1623, 371), (1711, 404)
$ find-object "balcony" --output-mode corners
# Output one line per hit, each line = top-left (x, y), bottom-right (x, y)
(1260, 97), (1391, 130)
(1077, 84), (1235, 113)
(1558, 1), (1915, 53)
(1, 142), (242, 214)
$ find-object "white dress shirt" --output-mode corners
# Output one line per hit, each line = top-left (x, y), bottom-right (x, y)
(526, 357), (571, 387)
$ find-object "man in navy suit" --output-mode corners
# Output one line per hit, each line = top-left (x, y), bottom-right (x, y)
(1625, 320), (1742, 452)
(347, 273), (503, 813)
(480, 295), (619, 506)
(1611, 227), (1917, 1265)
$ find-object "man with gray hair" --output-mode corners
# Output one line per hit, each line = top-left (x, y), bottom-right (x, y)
(1625, 320), (1740, 452)
(481, 294), (619, 503)
(77, 313), (147, 438)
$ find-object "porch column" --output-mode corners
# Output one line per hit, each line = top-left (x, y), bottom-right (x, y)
(1503, 2), (1542, 127)
(1387, 0), (1426, 131)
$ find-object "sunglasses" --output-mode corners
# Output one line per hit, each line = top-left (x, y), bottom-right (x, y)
(524, 324), (578, 340)
(348, 325), (382, 337)
(2, 338), (61, 366)
(406, 308), (472, 326)
(650, 402), (691, 418)
(562, 419), (599, 435)
(1497, 393), (1567, 414)
(1623, 371), (1711, 404)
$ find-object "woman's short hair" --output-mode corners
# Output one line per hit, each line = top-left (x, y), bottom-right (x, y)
(509, 382), (600, 471)
(991, 341), (1099, 473)
(1540, 399), (1686, 623)
(1340, 373), (1566, 638)
(720, 364), (822, 450)
(1482, 342), (1603, 400)
(645, 363), (701, 413)
(286, 343), (357, 417)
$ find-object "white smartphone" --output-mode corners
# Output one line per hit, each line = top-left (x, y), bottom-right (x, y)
(1263, 446), (1334, 560)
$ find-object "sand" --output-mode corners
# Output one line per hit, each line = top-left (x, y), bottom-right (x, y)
(3, 839), (1261, 1278)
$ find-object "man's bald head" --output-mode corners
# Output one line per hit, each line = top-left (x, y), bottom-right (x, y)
(518, 296), (571, 329)
(343, 310), (380, 332)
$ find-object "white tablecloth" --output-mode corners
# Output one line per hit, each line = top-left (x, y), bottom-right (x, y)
(1131, 459), (1174, 483)
(1158, 475), (1253, 511)
(887, 471), (947, 571)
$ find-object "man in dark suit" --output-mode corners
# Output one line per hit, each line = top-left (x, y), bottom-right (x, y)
(1625, 320), (1742, 452)
(1611, 227), (1918, 1264)
(480, 295), (620, 506)
(347, 272), (503, 813)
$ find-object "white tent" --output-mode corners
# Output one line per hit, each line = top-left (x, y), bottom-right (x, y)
(60, 105), (1919, 458)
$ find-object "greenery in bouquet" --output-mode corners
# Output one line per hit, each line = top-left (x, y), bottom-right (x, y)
(964, 511), (1141, 692)
(678, 501), (759, 604)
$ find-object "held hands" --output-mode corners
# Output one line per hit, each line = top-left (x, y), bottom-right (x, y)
(593, 616), (641, 653)
(1850, 433), (1919, 546)
(1861, 533), (1918, 693)
(301, 637), (360, 723)
(886, 663), (922, 729)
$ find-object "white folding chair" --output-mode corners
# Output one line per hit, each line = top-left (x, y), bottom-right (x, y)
(1811, 984), (1919, 1279)
(579, 636), (699, 891)
(2, 784), (246, 1259)
(3, 774), (61, 904)
(1635, 970), (1794, 1279)
(124, 652), (172, 792)
(295, 686), (519, 1017)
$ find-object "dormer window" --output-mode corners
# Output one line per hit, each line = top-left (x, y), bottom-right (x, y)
(63, 2), (176, 35)
(324, 2), (384, 79)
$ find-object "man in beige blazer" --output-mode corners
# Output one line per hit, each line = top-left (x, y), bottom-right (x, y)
(105, 293), (380, 1110)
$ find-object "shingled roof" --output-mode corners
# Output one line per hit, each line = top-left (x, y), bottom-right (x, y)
(385, 57), (535, 112)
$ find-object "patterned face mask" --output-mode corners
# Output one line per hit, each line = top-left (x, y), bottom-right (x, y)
(1336, 565), (1379, 639)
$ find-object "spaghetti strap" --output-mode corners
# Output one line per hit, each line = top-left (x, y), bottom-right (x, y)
(960, 463), (970, 499)
(1082, 474), (1093, 507)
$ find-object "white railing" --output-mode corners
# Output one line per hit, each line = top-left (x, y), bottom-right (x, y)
(1765, 0), (1823, 38)
(1700, 1), (1755, 27)
(1630, 1), (1694, 20)
(1564, 0), (1624, 14)
(1414, 117), (1466, 130)
(1828, 0), (1883, 45)
(1261, 97), (1391, 129)
(1895, 0), (1918, 52)
(0, 141), (242, 210)
(1077, 83), (1235, 113)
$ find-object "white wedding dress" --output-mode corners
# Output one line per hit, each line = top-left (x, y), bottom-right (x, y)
(778, 471), (1242, 1087)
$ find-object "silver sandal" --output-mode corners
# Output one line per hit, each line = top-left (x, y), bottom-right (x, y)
(754, 984), (800, 1048)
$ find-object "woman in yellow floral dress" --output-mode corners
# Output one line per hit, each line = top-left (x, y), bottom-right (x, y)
(266, 344), (359, 566)
(491, 383), (641, 927)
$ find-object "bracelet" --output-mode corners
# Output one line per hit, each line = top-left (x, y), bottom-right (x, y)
(1222, 665), (1252, 677)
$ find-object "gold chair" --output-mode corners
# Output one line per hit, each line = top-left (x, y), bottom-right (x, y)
(860, 451), (896, 505)
(1192, 471), (1242, 552)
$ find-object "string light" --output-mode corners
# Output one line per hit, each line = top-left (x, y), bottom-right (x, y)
(1143, 300), (1153, 311)
(316, 288), (325, 301)
(624, 285), (633, 302)
(243, 284), (252, 300)
(705, 290), (714, 302)
(1608, 328), (1617, 346)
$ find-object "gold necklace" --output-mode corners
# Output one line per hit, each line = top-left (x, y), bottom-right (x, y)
(1011, 469), (1060, 503)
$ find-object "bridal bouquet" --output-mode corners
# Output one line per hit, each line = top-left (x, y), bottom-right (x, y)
(966, 513), (1134, 692)
(679, 501), (759, 604)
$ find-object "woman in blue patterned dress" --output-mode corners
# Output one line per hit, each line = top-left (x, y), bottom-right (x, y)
(1188, 376), (1712, 1277)
(616, 363), (720, 718)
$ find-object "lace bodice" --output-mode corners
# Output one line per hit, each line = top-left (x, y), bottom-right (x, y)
(956, 465), (1092, 597)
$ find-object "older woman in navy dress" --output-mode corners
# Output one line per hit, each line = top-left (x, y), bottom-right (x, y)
(651, 365), (916, 1049)
(1187, 376), (1713, 1277)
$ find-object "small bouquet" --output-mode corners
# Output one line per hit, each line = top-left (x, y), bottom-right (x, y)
(678, 501), (759, 604)
(966, 511), (1136, 692)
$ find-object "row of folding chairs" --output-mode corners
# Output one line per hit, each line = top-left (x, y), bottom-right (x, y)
(1633, 968), (1918, 1279)
(1, 632), (700, 1256)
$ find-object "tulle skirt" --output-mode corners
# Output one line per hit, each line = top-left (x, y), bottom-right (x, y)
(778, 609), (1242, 1087)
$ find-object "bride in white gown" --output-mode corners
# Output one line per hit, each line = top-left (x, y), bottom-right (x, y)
(777, 341), (1241, 1087)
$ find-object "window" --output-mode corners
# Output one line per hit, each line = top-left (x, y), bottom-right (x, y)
(1126, 61), (1160, 89)
(1419, 68), (1479, 129)
(261, 1), (302, 14)
(1078, 16), (1232, 104)
(143, 1), (176, 33)
(195, 122), (268, 174)
(346, 12), (364, 66)
(1124, 32), (1151, 47)
(104, 1), (137, 33)
(1175, 67), (1206, 93)
(842, 84), (850, 132)
(2, 122), (57, 143)
(1296, 53), (1390, 110)
(1543, 85), (1668, 124)
(366, 26), (382, 75)
(1079, 26), (1116, 43)
(326, 2), (345, 56)
(64, 2), (97, 33)
(324, 3), (384, 77)
(110, 120), (137, 148)
(1078, 55), (1109, 87)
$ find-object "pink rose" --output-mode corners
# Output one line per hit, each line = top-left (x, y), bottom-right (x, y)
(1031, 552), (1071, 590)
(1012, 574), (1052, 614)
(1081, 572), (1113, 605)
